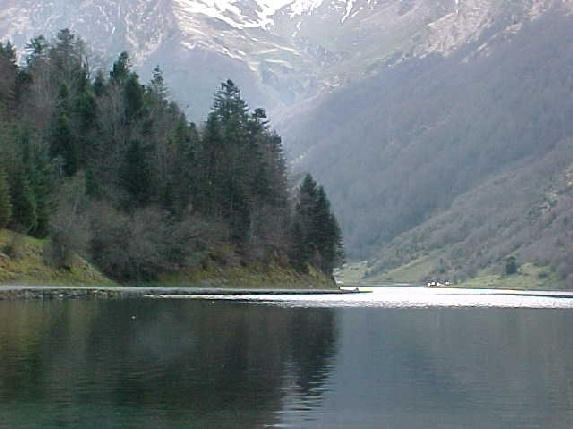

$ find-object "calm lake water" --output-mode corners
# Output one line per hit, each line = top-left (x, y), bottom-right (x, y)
(1, 287), (573, 428)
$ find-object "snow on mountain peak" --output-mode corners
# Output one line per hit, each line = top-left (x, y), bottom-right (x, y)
(174, 0), (257, 28)
(287, 0), (326, 16)
(174, 0), (327, 29)
(2, 0), (569, 122)
(256, 0), (295, 27)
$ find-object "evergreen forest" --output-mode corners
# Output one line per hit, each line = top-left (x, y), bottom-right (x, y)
(0, 30), (343, 284)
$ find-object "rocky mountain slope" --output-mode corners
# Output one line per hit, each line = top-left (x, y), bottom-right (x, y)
(2, 0), (573, 285)
(367, 137), (573, 287)
(284, 7), (573, 286)
(2, 0), (568, 119)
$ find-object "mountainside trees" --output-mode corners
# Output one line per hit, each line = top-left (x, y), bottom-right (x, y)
(284, 12), (573, 285)
(0, 30), (343, 283)
(0, 168), (11, 228)
(290, 175), (344, 274)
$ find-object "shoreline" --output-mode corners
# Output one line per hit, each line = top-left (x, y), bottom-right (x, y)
(0, 285), (359, 300)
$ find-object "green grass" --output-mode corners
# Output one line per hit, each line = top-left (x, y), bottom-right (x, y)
(0, 229), (335, 289)
(157, 261), (336, 289)
(345, 252), (565, 290)
(335, 261), (369, 284)
(358, 251), (442, 285)
(1, 227), (562, 291)
(336, 254), (439, 286)
(374, 254), (438, 284)
(0, 229), (115, 286)
(458, 263), (564, 290)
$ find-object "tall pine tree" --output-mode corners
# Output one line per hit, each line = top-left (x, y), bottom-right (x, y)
(290, 174), (344, 275)
(120, 139), (154, 208)
(0, 167), (11, 229)
(9, 170), (37, 233)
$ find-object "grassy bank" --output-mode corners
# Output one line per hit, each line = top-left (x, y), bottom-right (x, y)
(157, 262), (336, 289)
(0, 230), (115, 286)
(457, 263), (563, 290)
(0, 230), (335, 289)
(339, 256), (565, 290)
(369, 254), (437, 284)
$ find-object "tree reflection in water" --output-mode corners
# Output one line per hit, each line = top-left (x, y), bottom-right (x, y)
(0, 299), (338, 428)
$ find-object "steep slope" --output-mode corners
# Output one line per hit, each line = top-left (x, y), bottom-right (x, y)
(0, 0), (288, 119)
(3, 0), (573, 286)
(368, 138), (573, 288)
(0, 230), (115, 286)
(284, 8), (573, 265)
(2, 0), (566, 119)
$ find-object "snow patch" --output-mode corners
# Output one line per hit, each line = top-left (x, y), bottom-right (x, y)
(288, 0), (326, 16)
(174, 0), (326, 29)
(257, 0), (296, 28)
(341, 0), (355, 23)
(174, 0), (253, 29)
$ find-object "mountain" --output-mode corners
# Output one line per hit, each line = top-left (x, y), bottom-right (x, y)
(2, 0), (573, 285)
(366, 136), (573, 287)
(283, 7), (573, 286)
(2, 0), (565, 119)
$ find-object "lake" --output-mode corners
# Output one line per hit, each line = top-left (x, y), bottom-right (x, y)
(1, 287), (573, 428)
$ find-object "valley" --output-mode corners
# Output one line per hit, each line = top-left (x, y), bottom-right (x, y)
(1, 0), (573, 288)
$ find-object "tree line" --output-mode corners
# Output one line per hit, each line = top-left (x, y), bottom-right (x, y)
(0, 29), (343, 282)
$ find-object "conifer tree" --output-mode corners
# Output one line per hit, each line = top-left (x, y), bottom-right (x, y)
(290, 219), (309, 271)
(212, 79), (248, 123)
(9, 170), (37, 233)
(0, 168), (12, 229)
(167, 119), (199, 215)
(149, 65), (168, 103)
(51, 110), (77, 176)
(94, 70), (105, 97)
(22, 140), (55, 238)
(24, 36), (49, 68)
(0, 42), (18, 118)
(50, 29), (88, 93)
(202, 80), (251, 245)
(291, 174), (344, 275)
(124, 72), (144, 120)
(0, 31), (343, 281)
(110, 52), (130, 85)
(120, 139), (153, 208)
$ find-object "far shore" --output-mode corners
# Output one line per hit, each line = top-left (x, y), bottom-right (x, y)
(0, 285), (361, 300)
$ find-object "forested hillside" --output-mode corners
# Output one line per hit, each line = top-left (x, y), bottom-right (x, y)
(0, 30), (343, 285)
(284, 11), (573, 287)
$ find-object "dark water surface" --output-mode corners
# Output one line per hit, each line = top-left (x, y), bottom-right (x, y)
(1, 290), (573, 428)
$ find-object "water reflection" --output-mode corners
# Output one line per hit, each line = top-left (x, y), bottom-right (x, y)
(0, 300), (338, 428)
(274, 308), (573, 428)
(2, 294), (573, 428)
(182, 287), (573, 309)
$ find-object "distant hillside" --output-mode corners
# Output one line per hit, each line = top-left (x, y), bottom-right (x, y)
(4, 2), (573, 288)
(284, 10), (573, 285)
(368, 138), (573, 288)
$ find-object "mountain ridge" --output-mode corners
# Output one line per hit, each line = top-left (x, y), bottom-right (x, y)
(2, 0), (573, 286)
(3, 0), (569, 119)
(282, 8), (573, 286)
